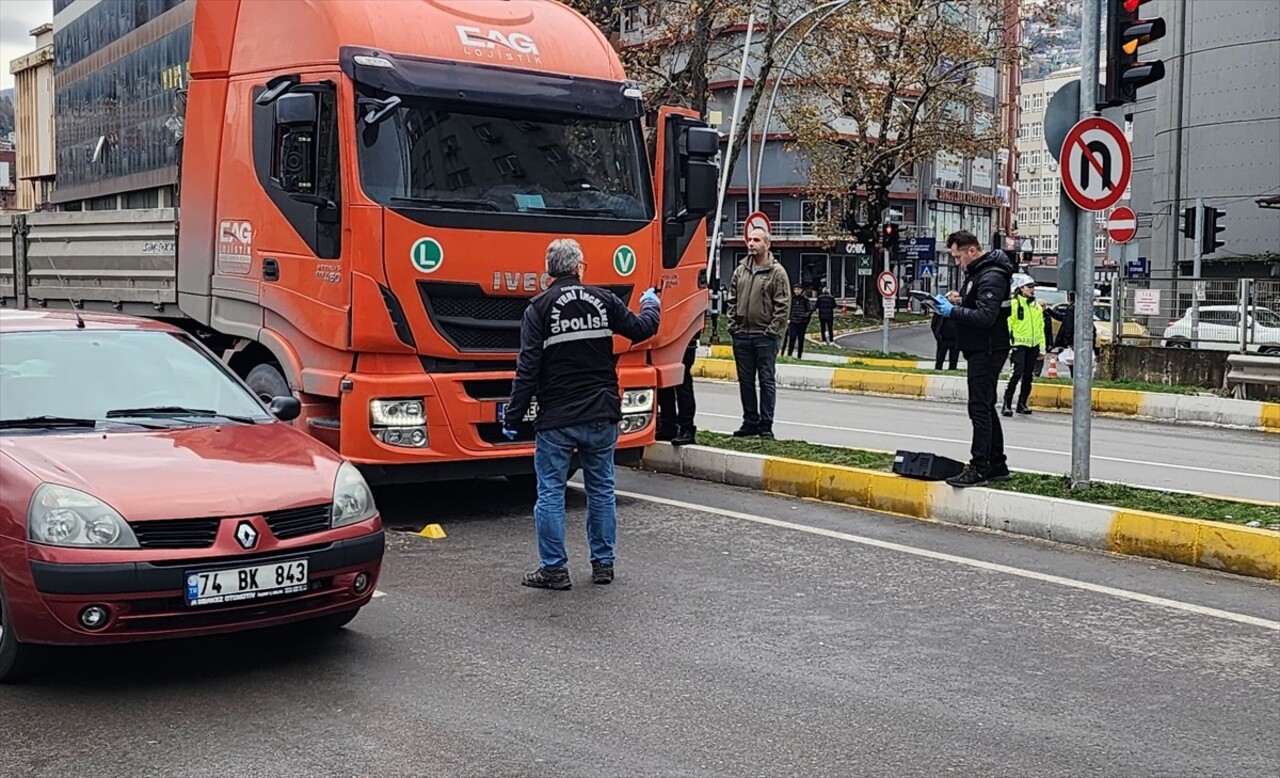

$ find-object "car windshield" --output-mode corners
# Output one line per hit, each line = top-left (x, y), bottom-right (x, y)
(1036, 288), (1069, 307)
(0, 330), (272, 426)
(1253, 308), (1280, 327)
(356, 92), (652, 221)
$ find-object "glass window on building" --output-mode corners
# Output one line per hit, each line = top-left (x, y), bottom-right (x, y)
(800, 254), (828, 292)
(965, 207), (992, 245)
(932, 203), (962, 242)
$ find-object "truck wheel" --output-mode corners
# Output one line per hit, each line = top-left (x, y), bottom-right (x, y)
(0, 585), (40, 683)
(246, 363), (292, 403)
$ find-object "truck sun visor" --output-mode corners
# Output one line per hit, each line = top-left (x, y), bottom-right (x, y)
(339, 47), (642, 121)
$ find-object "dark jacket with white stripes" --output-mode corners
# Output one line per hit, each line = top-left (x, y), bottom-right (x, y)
(506, 275), (661, 432)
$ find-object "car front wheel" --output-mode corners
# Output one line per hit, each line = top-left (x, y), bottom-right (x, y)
(0, 585), (40, 683)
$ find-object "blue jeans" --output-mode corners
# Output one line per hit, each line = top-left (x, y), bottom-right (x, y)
(731, 333), (779, 429)
(533, 420), (620, 571)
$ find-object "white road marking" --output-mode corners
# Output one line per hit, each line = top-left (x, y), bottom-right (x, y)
(612, 488), (1280, 632)
(372, 590), (387, 599)
(697, 412), (1280, 483)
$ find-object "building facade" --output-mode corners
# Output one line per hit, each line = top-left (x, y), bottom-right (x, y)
(1128, 0), (1280, 279)
(9, 23), (57, 211)
(51, 0), (192, 209)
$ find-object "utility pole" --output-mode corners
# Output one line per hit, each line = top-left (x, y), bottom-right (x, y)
(1070, 0), (1101, 489)
(1191, 196), (1203, 342)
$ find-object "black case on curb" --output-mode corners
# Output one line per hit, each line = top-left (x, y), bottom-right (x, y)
(892, 451), (965, 481)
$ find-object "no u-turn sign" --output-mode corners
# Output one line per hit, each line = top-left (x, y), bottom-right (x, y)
(1060, 117), (1131, 213)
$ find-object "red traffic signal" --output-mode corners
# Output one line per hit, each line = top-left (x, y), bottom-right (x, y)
(1104, 0), (1166, 106)
(881, 222), (899, 249)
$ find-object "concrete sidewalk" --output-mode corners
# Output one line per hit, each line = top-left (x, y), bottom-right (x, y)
(692, 356), (1280, 433)
(640, 442), (1280, 582)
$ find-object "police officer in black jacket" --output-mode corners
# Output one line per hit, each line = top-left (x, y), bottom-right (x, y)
(932, 230), (1014, 487)
(505, 238), (661, 590)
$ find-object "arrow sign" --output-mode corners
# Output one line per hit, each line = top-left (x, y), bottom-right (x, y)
(1107, 205), (1137, 244)
(877, 271), (898, 299)
(1060, 117), (1131, 212)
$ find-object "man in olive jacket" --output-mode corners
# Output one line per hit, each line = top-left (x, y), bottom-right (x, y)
(726, 227), (791, 438)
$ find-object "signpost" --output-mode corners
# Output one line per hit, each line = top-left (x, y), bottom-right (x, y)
(877, 271), (898, 353)
(1060, 117), (1132, 213)
(1107, 205), (1137, 244)
(744, 210), (772, 238)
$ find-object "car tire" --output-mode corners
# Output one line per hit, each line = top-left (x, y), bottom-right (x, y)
(299, 608), (361, 633)
(1166, 339), (1191, 349)
(1260, 347), (1280, 356)
(245, 363), (292, 404)
(0, 585), (40, 683)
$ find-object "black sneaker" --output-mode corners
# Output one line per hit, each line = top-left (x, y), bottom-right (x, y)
(591, 562), (614, 585)
(988, 466), (1013, 482)
(671, 426), (697, 446)
(732, 425), (760, 437)
(522, 567), (571, 590)
(758, 428), (775, 440)
(1001, 406), (1013, 418)
(1016, 407), (1032, 415)
(946, 466), (989, 488)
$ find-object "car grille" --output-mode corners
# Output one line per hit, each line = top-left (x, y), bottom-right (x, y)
(419, 281), (634, 353)
(130, 519), (221, 549)
(265, 503), (333, 540)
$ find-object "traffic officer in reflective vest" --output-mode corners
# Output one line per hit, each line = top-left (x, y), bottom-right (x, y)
(504, 238), (661, 590)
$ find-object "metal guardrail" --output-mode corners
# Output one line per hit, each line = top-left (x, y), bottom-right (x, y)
(1224, 353), (1280, 401)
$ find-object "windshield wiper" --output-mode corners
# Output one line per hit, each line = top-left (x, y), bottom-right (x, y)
(390, 196), (500, 212)
(0, 415), (98, 430)
(104, 406), (259, 424)
(528, 206), (621, 217)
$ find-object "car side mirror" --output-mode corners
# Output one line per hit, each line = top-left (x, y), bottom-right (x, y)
(269, 396), (302, 422)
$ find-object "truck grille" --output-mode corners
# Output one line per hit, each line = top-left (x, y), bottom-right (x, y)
(265, 504), (333, 540)
(419, 281), (634, 353)
(130, 519), (221, 549)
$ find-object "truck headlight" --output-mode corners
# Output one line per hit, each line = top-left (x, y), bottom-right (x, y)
(370, 398), (428, 448)
(332, 462), (378, 527)
(621, 388), (655, 413)
(28, 484), (139, 548)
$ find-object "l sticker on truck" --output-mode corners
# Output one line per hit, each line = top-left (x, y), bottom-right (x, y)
(613, 245), (636, 277)
(217, 220), (253, 275)
(411, 238), (444, 273)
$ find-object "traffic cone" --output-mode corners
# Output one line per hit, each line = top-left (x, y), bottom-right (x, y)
(1046, 352), (1058, 379)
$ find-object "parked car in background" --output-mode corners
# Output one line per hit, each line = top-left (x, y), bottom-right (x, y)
(1093, 298), (1152, 345)
(1, 310), (385, 682)
(1160, 305), (1280, 353)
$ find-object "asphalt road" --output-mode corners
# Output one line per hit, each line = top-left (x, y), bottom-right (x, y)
(694, 381), (1280, 503)
(3, 474), (1278, 777)
(839, 322), (938, 358)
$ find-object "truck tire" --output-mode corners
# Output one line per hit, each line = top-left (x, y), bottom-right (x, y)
(246, 363), (292, 403)
(0, 585), (40, 684)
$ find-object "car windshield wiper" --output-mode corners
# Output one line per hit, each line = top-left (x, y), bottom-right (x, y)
(390, 196), (500, 212)
(104, 406), (259, 424)
(528, 206), (621, 217)
(0, 415), (98, 430)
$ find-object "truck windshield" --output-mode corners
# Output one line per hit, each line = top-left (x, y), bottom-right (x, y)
(357, 93), (652, 222)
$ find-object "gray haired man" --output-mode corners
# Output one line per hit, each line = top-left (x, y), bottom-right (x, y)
(504, 238), (661, 590)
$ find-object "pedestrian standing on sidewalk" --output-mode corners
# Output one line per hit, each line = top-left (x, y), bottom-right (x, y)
(727, 227), (791, 439)
(505, 238), (661, 590)
(1002, 274), (1046, 417)
(816, 287), (837, 343)
(931, 308), (960, 371)
(784, 283), (814, 359)
(656, 333), (699, 446)
(1043, 292), (1077, 377)
(931, 230), (1013, 488)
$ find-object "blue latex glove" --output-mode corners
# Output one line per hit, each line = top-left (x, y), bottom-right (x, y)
(640, 287), (661, 307)
(502, 426), (518, 440)
(933, 295), (954, 317)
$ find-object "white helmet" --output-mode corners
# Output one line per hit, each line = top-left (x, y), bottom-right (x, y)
(1010, 273), (1036, 292)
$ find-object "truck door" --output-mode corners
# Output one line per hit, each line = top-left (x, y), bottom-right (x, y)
(649, 107), (719, 385)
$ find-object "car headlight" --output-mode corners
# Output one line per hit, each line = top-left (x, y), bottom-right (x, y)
(332, 461), (378, 527)
(28, 484), (139, 548)
(622, 388), (655, 413)
(370, 398), (425, 426)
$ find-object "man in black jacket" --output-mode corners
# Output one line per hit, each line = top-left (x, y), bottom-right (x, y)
(505, 238), (661, 590)
(932, 230), (1014, 487)
(784, 284), (814, 358)
(815, 287), (838, 343)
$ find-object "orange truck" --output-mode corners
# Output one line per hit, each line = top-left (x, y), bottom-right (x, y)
(2, 0), (718, 485)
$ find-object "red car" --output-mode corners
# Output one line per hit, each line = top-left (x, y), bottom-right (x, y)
(0, 310), (384, 681)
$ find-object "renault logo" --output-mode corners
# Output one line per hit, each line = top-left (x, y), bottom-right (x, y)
(235, 521), (259, 550)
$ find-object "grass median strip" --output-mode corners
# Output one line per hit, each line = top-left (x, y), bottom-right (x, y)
(697, 431), (1280, 528)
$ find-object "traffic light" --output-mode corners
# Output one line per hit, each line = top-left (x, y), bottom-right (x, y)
(881, 222), (899, 250)
(1199, 206), (1225, 256)
(1103, 0), (1166, 107)
(1180, 206), (1197, 239)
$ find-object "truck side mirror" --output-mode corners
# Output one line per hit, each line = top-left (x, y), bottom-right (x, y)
(275, 93), (319, 195)
(681, 127), (720, 216)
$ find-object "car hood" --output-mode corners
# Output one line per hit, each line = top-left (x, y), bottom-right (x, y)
(0, 423), (343, 521)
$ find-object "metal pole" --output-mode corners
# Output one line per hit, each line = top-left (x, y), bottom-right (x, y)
(1070, 0), (1101, 489)
(1112, 272), (1122, 347)
(707, 13), (755, 280)
(882, 247), (891, 354)
(1191, 196), (1203, 342)
(1239, 278), (1250, 353)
